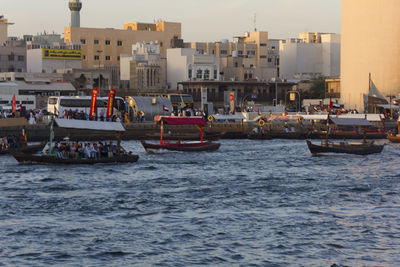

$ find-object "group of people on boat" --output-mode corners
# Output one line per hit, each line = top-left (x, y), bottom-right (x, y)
(59, 109), (127, 123)
(49, 141), (125, 159)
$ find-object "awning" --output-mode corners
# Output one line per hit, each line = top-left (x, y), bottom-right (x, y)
(55, 118), (126, 131)
(330, 117), (372, 126)
(154, 116), (207, 126)
(377, 104), (400, 110)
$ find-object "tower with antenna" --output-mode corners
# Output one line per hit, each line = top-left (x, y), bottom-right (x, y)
(69, 0), (82, 27)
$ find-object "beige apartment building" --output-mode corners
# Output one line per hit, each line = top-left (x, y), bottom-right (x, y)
(185, 31), (269, 68)
(64, 21), (181, 69)
(341, 0), (400, 111)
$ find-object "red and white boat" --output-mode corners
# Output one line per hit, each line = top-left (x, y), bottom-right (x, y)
(141, 116), (221, 152)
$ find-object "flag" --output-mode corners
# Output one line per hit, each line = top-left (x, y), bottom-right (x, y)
(89, 88), (99, 119)
(12, 95), (17, 113)
(163, 105), (169, 112)
(106, 89), (116, 119)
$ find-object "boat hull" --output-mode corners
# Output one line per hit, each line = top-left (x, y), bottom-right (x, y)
(11, 152), (139, 165)
(141, 140), (221, 152)
(306, 140), (384, 155)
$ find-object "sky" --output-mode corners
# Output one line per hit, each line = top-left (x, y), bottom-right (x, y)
(2, 0), (341, 42)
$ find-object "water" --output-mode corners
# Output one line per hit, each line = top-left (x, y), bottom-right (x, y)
(1, 139), (400, 266)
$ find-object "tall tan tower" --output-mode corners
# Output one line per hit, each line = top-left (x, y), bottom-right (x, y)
(341, 0), (400, 111)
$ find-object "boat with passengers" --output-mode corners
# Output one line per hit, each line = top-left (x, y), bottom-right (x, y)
(141, 116), (221, 152)
(306, 116), (384, 155)
(10, 117), (139, 164)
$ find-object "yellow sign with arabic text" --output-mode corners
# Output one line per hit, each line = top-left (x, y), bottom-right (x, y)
(42, 48), (82, 60)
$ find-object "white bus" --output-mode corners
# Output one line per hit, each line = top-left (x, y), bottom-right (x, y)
(0, 95), (36, 110)
(47, 96), (125, 118)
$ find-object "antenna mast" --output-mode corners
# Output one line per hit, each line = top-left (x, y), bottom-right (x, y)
(254, 13), (257, 32)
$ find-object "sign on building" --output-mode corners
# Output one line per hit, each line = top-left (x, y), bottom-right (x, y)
(42, 48), (82, 60)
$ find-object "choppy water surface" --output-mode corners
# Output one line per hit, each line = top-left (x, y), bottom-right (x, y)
(1, 139), (400, 266)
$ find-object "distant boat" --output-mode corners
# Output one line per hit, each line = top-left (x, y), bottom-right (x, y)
(141, 116), (221, 152)
(306, 116), (384, 155)
(306, 140), (384, 155)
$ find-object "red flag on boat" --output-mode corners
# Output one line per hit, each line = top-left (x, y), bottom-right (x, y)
(329, 101), (333, 112)
(106, 89), (116, 119)
(89, 88), (99, 119)
(163, 105), (169, 112)
(12, 95), (17, 113)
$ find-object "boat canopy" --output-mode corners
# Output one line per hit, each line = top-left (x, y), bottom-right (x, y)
(300, 114), (384, 122)
(55, 118), (126, 131)
(329, 117), (372, 126)
(154, 116), (207, 126)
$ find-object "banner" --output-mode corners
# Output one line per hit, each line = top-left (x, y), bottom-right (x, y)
(12, 95), (16, 113)
(106, 89), (116, 119)
(42, 48), (82, 60)
(89, 88), (99, 119)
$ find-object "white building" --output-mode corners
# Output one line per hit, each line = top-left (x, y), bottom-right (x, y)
(279, 33), (340, 80)
(120, 42), (166, 91)
(167, 48), (220, 90)
(26, 43), (82, 74)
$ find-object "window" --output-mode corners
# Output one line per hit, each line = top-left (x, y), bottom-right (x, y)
(81, 39), (86, 45)
(117, 40), (123, 46)
(94, 55), (100, 60)
(220, 50), (227, 55)
(83, 55), (86, 60)
(105, 40), (111, 45)
(247, 51), (255, 56)
(188, 69), (192, 79)
(196, 69), (203, 79)
(105, 56), (111, 61)
(238, 51), (243, 55)
(268, 58), (272, 63)
(18, 55), (24, 61)
(94, 39), (99, 45)
(260, 55), (267, 59)
(8, 54), (14, 61)
(117, 56), (120, 61)
(204, 69), (210, 80)
(160, 41), (163, 47)
(214, 69), (218, 79)
(260, 43), (267, 47)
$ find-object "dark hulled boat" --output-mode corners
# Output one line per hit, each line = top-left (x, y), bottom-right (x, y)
(306, 140), (384, 155)
(11, 151), (138, 164)
(306, 116), (384, 155)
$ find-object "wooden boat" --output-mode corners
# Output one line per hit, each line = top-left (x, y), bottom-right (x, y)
(10, 117), (139, 164)
(306, 140), (384, 155)
(141, 140), (220, 152)
(141, 116), (221, 152)
(306, 116), (384, 155)
(11, 151), (138, 164)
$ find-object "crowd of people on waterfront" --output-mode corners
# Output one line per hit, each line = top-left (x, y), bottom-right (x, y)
(49, 141), (125, 159)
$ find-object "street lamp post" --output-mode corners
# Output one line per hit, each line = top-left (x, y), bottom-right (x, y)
(96, 50), (103, 96)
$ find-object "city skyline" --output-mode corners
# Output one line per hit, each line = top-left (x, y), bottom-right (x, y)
(2, 0), (341, 41)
